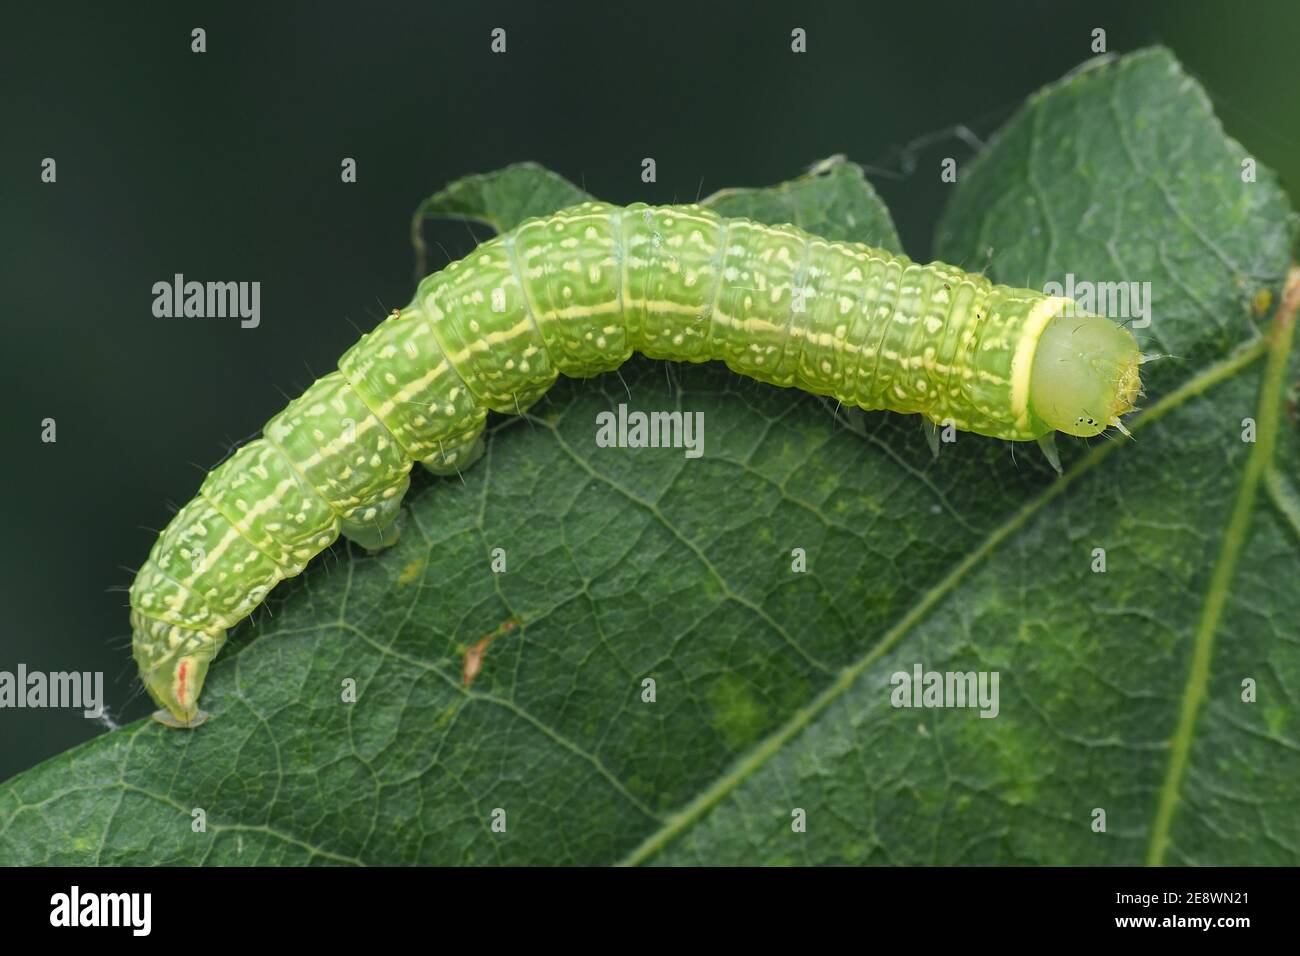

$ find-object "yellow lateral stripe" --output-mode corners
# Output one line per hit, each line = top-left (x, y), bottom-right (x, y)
(1010, 295), (1069, 427)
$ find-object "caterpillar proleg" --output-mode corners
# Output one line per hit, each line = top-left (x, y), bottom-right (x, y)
(130, 200), (1142, 727)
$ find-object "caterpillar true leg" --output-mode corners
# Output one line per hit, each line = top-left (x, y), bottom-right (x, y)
(923, 419), (941, 460)
(1035, 433), (1063, 475)
(131, 200), (1142, 727)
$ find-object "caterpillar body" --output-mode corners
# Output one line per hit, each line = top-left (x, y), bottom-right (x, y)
(130, 200), (1142, 727)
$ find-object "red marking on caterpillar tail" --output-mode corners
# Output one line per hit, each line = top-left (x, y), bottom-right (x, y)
(462, 617), (520, 688)
(177, 660), (189, 705)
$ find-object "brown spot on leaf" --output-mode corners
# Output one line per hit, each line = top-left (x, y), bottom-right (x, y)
(462, 617), (520, 687)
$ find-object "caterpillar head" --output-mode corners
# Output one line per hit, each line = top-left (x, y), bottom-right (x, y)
(131, 611), (225, 728)
(1030, 311), (1141, 437)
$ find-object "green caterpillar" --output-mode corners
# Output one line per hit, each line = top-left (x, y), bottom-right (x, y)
(130, 199), (1142, 727)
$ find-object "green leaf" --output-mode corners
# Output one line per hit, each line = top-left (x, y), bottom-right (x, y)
(935, 49), (1295, 384)
(703, 155), (903, 253)
(409, 161), (595, 277)
(2, 48), (1295, 866)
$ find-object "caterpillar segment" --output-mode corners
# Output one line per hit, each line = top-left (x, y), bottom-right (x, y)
(131, 201), (1142, 727)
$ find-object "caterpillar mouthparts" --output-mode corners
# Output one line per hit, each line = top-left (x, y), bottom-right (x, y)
(1028, 308), (1143, 438)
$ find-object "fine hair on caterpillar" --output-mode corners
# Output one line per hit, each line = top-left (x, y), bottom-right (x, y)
(129, 199), (1142, 728)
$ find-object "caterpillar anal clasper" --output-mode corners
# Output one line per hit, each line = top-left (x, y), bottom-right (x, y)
(129, 201), (1142, 727)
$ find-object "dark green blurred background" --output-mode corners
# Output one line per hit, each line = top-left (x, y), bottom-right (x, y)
(3, 0), (1297, 782)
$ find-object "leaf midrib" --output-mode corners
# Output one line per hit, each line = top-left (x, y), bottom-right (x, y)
(1146, 266), (1300, 866)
